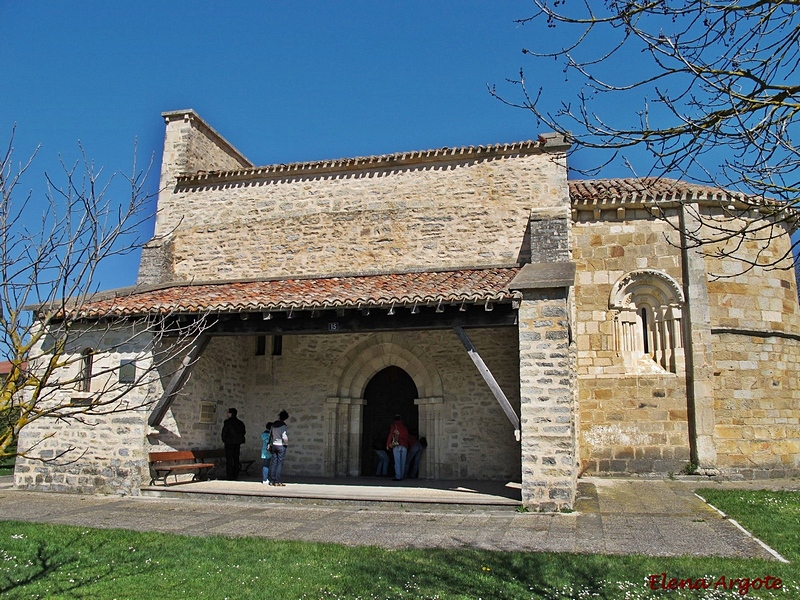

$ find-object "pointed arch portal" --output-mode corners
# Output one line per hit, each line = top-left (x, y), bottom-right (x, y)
(360, 366), (419, 476)
(324, 334), (443, 477)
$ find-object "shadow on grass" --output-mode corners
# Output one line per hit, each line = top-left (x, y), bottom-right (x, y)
(318, 546), (619, 599)
(0, 524), (161, 598)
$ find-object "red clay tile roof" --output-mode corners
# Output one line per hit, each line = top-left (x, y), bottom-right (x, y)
(569, 177), (755, 204)
(74, 268), (522, 318)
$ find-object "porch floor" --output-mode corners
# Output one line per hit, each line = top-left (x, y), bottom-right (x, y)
(140, 475), (522, 508)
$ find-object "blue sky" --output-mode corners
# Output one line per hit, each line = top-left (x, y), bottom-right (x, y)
(1, 1), (621, 291)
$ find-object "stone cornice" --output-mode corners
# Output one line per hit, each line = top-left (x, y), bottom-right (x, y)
(174, 133), (568, 186)
(711, 327), (800, 342)
(570, 177), (790, 210)
(569, 177), (800, 231)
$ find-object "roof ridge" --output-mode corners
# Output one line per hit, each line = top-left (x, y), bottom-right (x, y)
(178, 136), (568, 184)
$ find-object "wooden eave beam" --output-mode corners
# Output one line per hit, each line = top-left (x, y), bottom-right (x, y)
(205, 303), (517, 336)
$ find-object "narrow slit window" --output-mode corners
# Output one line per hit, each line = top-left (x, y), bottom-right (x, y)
(80, 348), (94, 392)
(641, 308), (649, 354)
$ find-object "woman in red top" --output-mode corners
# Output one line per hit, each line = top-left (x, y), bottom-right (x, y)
(386, 414), (410, 481)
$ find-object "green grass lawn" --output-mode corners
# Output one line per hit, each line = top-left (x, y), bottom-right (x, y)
(0, 457), (14, 476)
(0, 433), (16, 476)
(0, 488), (797, 599)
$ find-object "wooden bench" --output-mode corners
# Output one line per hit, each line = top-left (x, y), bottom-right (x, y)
(192, 449), (256, 476)
(148, 451), (216, 486)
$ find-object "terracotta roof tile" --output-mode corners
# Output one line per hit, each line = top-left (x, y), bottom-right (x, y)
(569, 177), (752, 204)
(75, 268), (522, 319)
(177, 136), (569, 185)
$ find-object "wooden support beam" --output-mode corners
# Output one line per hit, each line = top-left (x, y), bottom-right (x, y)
(453, 326), (521, 439)
(208, 303), (517, 336)
(148, 334), (211, 427)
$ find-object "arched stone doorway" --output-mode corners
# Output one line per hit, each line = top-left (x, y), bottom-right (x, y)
(325, 333), (443, 477)
(360, 366), (419, 476)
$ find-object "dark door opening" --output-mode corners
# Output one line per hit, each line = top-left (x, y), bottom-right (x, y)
(360, 366), (419, 476)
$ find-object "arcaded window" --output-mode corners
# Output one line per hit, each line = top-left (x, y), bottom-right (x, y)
(610, 270), (685, 373)
(79, 348), (94, 392)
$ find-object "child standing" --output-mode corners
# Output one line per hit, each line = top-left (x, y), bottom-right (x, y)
(260, 422), (273, 484)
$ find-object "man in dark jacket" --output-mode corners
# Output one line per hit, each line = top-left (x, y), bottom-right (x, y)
(221, 407), (246, 480)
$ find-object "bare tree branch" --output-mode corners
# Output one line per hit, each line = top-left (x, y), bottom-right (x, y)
(0, 129), (214, 462)
(492, 0), (800, 269)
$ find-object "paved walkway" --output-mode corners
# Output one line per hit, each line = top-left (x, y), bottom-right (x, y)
(0, 476), (795, 559)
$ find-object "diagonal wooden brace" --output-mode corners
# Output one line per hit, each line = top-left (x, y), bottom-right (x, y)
(148, 334), (211, 427)
(453, 326), (520, 440)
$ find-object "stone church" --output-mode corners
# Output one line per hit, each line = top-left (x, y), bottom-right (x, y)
(14, 110), (800, 510)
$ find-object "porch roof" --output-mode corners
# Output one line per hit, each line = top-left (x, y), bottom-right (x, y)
(74, 267), (523, 319)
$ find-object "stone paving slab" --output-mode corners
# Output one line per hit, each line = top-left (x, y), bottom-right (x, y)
(140, 477), (523, 507)
(0, 476), (788, 559)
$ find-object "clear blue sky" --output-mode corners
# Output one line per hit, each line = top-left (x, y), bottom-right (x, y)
(0, 1), (620, 291)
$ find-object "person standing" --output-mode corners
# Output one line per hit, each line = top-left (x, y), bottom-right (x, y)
(260, 422), (273, 485)
(373, 434), (390, 477)
(386, 414), (409, 481)
(221, 407), (246, 481)
(268, 410), (289, 486)
(405, 434), (422, 479)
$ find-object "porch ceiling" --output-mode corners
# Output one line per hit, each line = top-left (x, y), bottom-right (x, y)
(73, 267), (523, 319)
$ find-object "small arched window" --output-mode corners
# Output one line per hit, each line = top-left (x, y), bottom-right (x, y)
(610, 270), (685, 374)
(79, 348), (94, 392)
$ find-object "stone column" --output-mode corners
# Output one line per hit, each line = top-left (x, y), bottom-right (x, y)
(347, 399), (364, 477)
(323, 397), (340, 476)
(415, 396), (443, 479)
(324, 396), (360, 476)
(679, 204), (718, 471)
(517, 289), (576, 511)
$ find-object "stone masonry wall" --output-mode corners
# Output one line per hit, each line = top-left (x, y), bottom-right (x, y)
(14, 324), (160, 495)
(711, 333), (800, 476)
(139, 111), (253, 285)
(703, 220), (800, 333)
(163, 157), (562, 282)
(141, 112), (567, 284)
(702, 216), (800, 475)
(572, 209), (691, 474)
(147, 328), (521, 483)
(517, 289), (575, 510)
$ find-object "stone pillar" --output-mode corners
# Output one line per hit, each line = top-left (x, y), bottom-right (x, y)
(324, 396), (364, 476)
(415, 396), (443, 479)
(323, 397), (340, 476)
(680, 205), (718, 471)
(347, 399), (364, 477)
(517, 289), (576, 511)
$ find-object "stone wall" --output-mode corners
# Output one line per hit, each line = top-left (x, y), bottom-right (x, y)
(702, 215), (800, 476)
(14, 324), (160, 495)
(140, 111), (568, 284)
(573, 203), (800, 477)
(704, 221), (800, 333)
(572, 209), (691, 474)
(517, 289), (576, 510)
(139, 111), (254, 285)
(711, 333), (800, 476)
